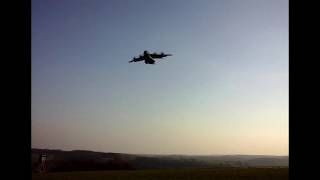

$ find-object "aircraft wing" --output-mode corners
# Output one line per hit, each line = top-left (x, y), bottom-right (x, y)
(150, 52), (172, 59)
(129, 56), (144, 63)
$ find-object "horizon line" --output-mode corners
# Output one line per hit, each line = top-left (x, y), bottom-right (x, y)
(31, 147), (288, 157)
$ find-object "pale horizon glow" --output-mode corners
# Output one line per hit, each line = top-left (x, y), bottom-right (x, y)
(32, 0), (288, 156)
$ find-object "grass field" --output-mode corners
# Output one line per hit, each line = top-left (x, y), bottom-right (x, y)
(32, 167), (288, 180)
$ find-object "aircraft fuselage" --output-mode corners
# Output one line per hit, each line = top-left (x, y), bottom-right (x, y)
(143, 52), (155, 64)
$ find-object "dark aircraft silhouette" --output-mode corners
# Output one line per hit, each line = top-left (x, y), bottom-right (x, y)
(129, 50), (172, 64)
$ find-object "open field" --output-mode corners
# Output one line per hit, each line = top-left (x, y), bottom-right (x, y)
(32, 167), (288, 180)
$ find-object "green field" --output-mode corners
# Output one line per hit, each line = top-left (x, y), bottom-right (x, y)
(32, 167), (288, 180)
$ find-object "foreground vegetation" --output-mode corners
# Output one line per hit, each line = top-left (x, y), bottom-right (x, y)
(32, 167), (288, 180)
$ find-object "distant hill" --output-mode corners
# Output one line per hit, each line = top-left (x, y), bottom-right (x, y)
(31, 148), (288, 172)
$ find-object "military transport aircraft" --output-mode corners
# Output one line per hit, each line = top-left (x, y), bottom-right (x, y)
(129, 50), (172, 64)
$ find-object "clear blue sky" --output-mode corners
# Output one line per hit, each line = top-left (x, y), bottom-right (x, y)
(32, 0), (288, 155)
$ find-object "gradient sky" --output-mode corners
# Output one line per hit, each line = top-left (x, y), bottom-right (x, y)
(32, 0), (288, 155)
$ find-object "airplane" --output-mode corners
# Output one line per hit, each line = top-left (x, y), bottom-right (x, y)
(129, 50), (172, 64)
